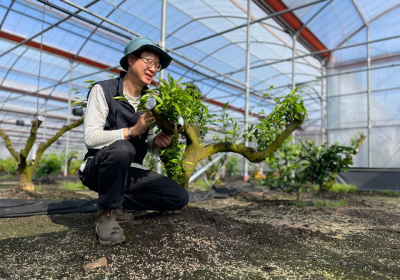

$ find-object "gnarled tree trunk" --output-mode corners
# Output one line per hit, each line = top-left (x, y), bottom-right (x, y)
(0, 117), (84, 192)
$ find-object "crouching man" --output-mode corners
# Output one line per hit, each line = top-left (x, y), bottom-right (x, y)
(79, 37), (189, 245)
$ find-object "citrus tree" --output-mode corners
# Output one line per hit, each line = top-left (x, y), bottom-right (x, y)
(265, 133), (366, 201)
(138, 74), (307, 189)
(0, 156), (18, 177)
(34, 152), (64, 180)
(265, 138), (308, 202)
(0, 117), (83, 191)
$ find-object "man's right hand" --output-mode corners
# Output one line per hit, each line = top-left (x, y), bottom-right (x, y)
(126, 113), (154, 139)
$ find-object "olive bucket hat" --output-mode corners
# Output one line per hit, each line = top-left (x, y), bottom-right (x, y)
(119, 37), (172, 71)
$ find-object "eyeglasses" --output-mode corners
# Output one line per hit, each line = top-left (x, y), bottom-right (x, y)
(139, 57), (162, 71)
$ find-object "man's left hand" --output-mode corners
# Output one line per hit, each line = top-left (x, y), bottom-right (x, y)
(154, 131), (172, 148)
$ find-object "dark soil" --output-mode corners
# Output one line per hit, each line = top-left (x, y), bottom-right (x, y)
(0, 183), (399, 279)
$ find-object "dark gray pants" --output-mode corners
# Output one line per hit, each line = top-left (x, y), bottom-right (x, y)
(79, 140), (189, 211)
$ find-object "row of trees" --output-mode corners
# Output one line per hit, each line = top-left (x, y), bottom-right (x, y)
(0, 151), (81, 180)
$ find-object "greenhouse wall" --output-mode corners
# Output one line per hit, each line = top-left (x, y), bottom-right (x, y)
(327, 57), (400, 168)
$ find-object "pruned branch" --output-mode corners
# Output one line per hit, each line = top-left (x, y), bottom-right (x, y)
(20, 118), (43, 159)
(201, 120), (302, 163)
(352, 134), (366, 155)
(0, 128), (19, 161)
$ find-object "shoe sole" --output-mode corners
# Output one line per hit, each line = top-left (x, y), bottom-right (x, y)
(95, 225), (125, 246)
(116, 219), (134, 224)
(98, 236), (125, 246)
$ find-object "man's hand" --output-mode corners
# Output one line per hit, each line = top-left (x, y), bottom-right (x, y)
(153, 131), (172, 148)
(127, 112), (154, 139)
(134, 112), (154, 135)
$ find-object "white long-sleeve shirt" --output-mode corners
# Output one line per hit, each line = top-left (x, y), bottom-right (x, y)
(80, 84), (159, 171)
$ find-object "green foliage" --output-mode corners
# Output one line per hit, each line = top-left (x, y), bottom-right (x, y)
(62, 181), (86, 191)
(225, 155), (239, 177)
(143, 152), (158, 171)
(377, 190), (400, 197)
(140, 74), (210, 138)
(265, 136), (361, 199)
(245, 89), (307, 150)
(138, 74), (209, 183)
(34, 153), (63, 179)
(300, 141), (354, 191)
(159, 137), (193, 185)
(265, 138), (306, 191)
(211, 109), (239, 143)
(329, 184), (358, 193)
(189, 178), (212, 192)
(0, 157), (18, 175)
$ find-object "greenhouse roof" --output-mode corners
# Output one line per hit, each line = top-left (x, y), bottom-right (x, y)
(0, 0), (399, 151)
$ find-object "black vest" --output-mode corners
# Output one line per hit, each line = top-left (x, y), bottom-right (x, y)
(84, 72), (150, 164)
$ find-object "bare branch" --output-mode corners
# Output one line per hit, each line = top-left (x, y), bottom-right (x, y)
(201, 120), (302, 163)
(0, 128), (19, 161)
(352, 134), (366, 155)
(33, 117), (84, 171)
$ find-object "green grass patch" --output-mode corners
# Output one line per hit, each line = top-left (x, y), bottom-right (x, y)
(378, 190), (400, 197)
(188, 178), (212, 192)
(62, 181), (86, 191)
(329, 184), (358, 193)
(314, 198), (347, 208)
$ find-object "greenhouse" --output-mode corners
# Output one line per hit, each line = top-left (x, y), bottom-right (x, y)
(1, 0), (399, 167)
(0, 0), (399, 278)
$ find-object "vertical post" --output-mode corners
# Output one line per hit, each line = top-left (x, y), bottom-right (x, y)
(366, 25), (372, 167)
(156, 0), (167, 174)
(291, 34), (296, 144)
(63, 60), (72, 177)
(321, 64), (325, 144)
(243, 0), (251, 182)
(43, 100), (47, 141)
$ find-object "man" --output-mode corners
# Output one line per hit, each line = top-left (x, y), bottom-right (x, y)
(79, 37), (189, 245)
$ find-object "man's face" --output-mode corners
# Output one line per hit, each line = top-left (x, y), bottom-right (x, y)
(127, 51), (160, 86)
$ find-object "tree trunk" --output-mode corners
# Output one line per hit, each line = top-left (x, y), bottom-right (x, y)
(18, 168), (34, 191)
(296, 188), (302, 204)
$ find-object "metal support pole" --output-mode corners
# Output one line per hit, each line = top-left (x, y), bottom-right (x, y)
(367, 25), (372, 167)
(243, 0), (251, 182)
(321, 64), (326, 144)
(156, 0), (167, 174)
(63, 60), (72, 177)
(291, 34), (296, 144)
(43, 100), (47, 141)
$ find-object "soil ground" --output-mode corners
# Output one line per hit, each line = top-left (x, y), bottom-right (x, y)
(0, 182), (399, 279)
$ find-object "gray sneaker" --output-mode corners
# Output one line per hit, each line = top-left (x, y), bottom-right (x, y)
(96, 209), (125, 245)
(114, 207), (134, 223)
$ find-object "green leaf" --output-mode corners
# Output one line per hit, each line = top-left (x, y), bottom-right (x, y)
(113, 96), (128, 101)
(152, 94), (164, 105)
(174, 104), (182, 115)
